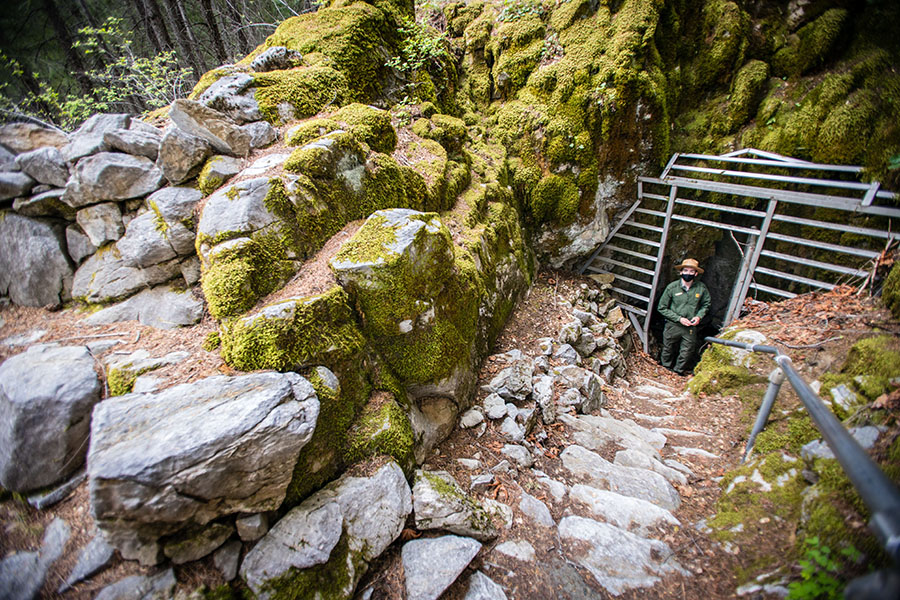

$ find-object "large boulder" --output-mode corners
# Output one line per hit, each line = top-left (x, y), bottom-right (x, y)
(64, 152), (165, 208)
(169, 99), (251, 157)
(197, 73), (262, 123)
(75, 202), (124, 247)
(14, 147), (70, 187)
(61, 114), (131, 163)
(103, 128), (162, 160)
(0, 171), (35, 201)
(240, 461), (412, 600)
(157, 127), (212, 185)
(0, 213), (73, 307)
(0, 345), (102, 492)
(0, 122), (68, 154)
(88, 372), (320, 564)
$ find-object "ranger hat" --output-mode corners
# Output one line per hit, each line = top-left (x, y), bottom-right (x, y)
(675, 258), (704, 274)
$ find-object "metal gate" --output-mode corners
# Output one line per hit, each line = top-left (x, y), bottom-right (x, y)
(579, 149), (900, 352)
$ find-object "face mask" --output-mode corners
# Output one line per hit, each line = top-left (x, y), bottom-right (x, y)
(681, 272), (695, 282)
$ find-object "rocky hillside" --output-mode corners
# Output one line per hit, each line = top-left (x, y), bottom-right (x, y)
(1, 0), (899, 598)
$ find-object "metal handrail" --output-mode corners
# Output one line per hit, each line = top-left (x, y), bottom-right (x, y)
(705, 336), (900, 566)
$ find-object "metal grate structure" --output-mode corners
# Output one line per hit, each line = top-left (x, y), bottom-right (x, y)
(579, 149), (900, 352)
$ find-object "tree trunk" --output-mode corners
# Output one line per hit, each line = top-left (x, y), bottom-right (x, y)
(132, 0), (164, 55)
(40, 0), (95, 98)
(174, 0), (207, 72)
(199, 0), (227, 64)
(144, 0), (174, 51)
(160, 0), (203, 78)
(221, 0), (249, 57)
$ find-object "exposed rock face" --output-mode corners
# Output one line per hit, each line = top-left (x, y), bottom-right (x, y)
(88, 372), (319, 564)
(0, 171), (35, 200)
(169, 99), (251, 157)
(0, 345), (102, 492)
(240, 461), (412, 600)
(412, 470), (500, 540)
(0, 122), (68, 153)
(0, 213), (73, 307)
(14, 147), (70, 187)
(157, 126), (212, 185)
(64, 152), (165, 208)
(197, 73), (262, 123)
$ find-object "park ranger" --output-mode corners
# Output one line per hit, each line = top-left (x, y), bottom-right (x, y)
(657, 258), (711, 375)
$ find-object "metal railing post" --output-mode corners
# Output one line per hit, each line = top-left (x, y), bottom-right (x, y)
(742, 367), (784, 463)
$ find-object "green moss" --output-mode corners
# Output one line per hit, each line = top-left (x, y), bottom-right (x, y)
(812, 89), (878, 165)
(427, 114), (468, 154)
(420, 471), (497, 534)
(688, 330), (767, 395)
(253, 67), (350, 124)
(260, 532), (363, 600)
(529, 174), (580, 225)
(344, 394), (415, 473)
(197, 157), (227, 196)
(332, 103), (398, 153)
(688, 0), (750, 91)
(754, 413), (818, 455)
(773, 9), (848, 78)
(882, 261), (900, 319)
(727, 59), (769, 130)
(202, 331), (220, 352)
(284, 131), (364, 177)
(188, 68), (230, 99)
(148, 200), (168, 234)
(285, 118), (342, 147)
(106, 363), (158, 396)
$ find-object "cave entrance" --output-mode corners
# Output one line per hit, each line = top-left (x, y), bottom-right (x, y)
(579, 149), (900, 354)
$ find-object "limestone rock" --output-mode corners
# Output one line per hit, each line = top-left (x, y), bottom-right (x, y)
(14, 147), (70, 187)
(558, 516), (685, 595)
(71, 248), (185, 304)
(413, 470), (500, 540)
(487, 360), (534, 402)
(157, 126), (212, 185)
(198, 155), (242, 193)
(163, 523), (234, 564)
(0, 517), (69, 600)
(76, 202), (124, 247)
(483, 393), (508, 420)
(0, 122), (68, 153)
(0, 345), (100, 492)
(501, 444), (533, 468)
(243, 121), (278, 148)
(402, 535), (482, 600)
(169, 99), (251, 157)
(494, 540), (536, 562)
(518, 491), (554, 527)
(213, 540), (242, 581)
(196, 177), (280, 250)
(103, 128), (162, 160)
(61, 114), (130, 163)
(197, 73), (261, 123)
(64, 152), (164, 207)
(570, 484), (680, 534)
(460, 408), (485, 428)
(553, 343), (580, 365)
(85, 285), (203, 329)
(560, 412), (665, 458)
(64, 225), (95, 264)
(88, 372), (319, 564)
(103, 349), (191, 396)
(464, 571), (508, 600)
(560, 445), (681, 511)
(59, 535), (115, 592)
(240, 461), (412, 600)
(251, 46), (303, 72)
(93, 569), (176, 600)
(0, 213), (73, 307)
(801, 426), (881, 461)
(13, 188), (74, 219)
(236, 513), (269, 541)
(0, 170), (35, 200)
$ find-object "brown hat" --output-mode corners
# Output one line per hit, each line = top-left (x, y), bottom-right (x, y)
(675, 258), (704, 274)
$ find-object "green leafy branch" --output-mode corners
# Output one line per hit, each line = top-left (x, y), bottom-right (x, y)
(786, 537), (862, 600)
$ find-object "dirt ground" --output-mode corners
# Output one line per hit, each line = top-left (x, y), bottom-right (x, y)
(1, 272), (897, 599)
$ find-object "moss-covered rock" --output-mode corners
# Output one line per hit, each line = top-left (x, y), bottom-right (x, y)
(773, 9), (848, 78)
(688, 328), (768, 395)
(331, 103), (398, 153)
(253, 67), (350, 124)
(344, 392), (415, 473)
(882, 261), (900, 319)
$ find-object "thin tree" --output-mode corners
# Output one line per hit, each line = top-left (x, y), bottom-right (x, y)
(40, 0), (95, 98)
(199, 0), (227, 64)
(159, 0), (203, 78)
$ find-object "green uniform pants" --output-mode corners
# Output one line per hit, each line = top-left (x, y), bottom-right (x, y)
(660, 321), (698, 374)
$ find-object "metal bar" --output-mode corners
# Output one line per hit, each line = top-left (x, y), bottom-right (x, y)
(678, 153), (864, 174)
(624, 220), (665, 233)
(774, 354), (900, 562)
(704, 336), (779, 355)
(730, 199), (778, 323)
(602, 271), (652, 289)
(675, 197), (768, 218)
(742, 368), (785, 463)
(610, 286), (651, 302)
(755, 266), (835, 290)
(640, 176), (900, 218)
(862, 181), (881, 207)
(720, 148), (818, 165)
(766, 232), (880, 259)
(748, 281), (797, 298)
(759, 250), (870, 278)
(578, 197), (644, 274)
(669, 164), (877, 193)
(670, 213), (761, 235)
(644, 185), (678, 353)
(640, 192), (671, 203)
(635, 207), (666, 218)
(726, 235), (758, 325)
(772, 213), (899, 241)
(627, 310), (647, 348)
(618, 303), (648, 316)
(613, 233), (660, 248)
(660, 152), (680, 179)
(605, 244), (658, 262)
(596, 256), (656, 276)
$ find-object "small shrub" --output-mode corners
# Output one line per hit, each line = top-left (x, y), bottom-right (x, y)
(786, 536), (861, 600)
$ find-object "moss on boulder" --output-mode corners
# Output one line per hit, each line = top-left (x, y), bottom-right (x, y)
(331, 103), (397, 153)
(882, 261), (900, 319)
(344, 392), (415, 473)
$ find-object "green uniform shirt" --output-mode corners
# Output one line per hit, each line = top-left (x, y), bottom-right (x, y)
(657, 279), (711, 323)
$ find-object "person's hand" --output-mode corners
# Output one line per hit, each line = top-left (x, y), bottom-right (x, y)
(690, 317), (700, 326)
(679, 317), (692, 326)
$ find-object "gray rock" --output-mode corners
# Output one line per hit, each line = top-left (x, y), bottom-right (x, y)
(93, 568), (176, 600)
(131, 376), (162, 394)
(487, 361), (534, 402)
(1, 329), (46, 347)
(829, 383), (858, 413)
(88, 372), (319, 564)
(0, 170), (35, 200)
(14, 147), (70, 187)
(164, 523), (234, 564)
(0, 144), (14, 170)
(409, 396), (459, 464)
(0, 213), (73, 307)
(0, 518), (70, 600)
(560, 445), (680, 511)
(557, 320), (582, 346)
(103, 128), (162, 160)
(572, 308), (595, 326)
(402, 535), (482, 600)
(198, 73), (261, 123)
(494, 540), (535, 562)
(483, 393), (507, 420)
(61, 114), (130, 163)
(558, 516), (685, 596)
(460, 408), (485, 428)
(553, 343), (580, 365)
(534, 473), (567, 502)
(76, 202), (124, 247)
(501, 444), (533, 468)
(13, 188), (74, 219)
(500, 416), (524, 443)
(560, 413), (665, 458)
(71, 248), (184, 304)
(251, 46), (303, 72)
(60, 535), (115, 591)
(169, 99), (251, 157)
(146, 185), (204, 225)
(470, 473), (494, 490)
(241, 461), (411, 599)
(570, 484), (680, 534)
(241, 153), (290, 178)
(413, 470), (499, 540)
(64, 152), (164, 207)
(180, 256), (202, 285)
(464, 571), (508, 600)
(614, 449), (688, 485)
(66, 224), (96, 264)
(518, 491), (554, 527)
(242, 121), (278, 149)
(27, 469), (86, 510)
(198, 155), (242, 191)
(457, 458), (482, 470)
(574, 332), (597, 357)
(532, 375), (556, 423)
(0, 122), (68, 154)
(801, 426), (881, 461)
(236, 513), (269, 541)
(0, 345), (101, 492)
(157, 126), (212, 185)
(196, 177), (280, 252)
(214, 540), (242, 582)
(85, 285), (203, 329)
(558, 388), (586, 411)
